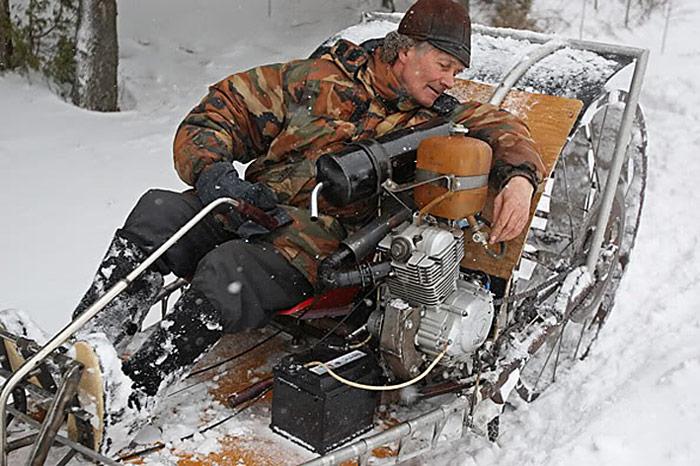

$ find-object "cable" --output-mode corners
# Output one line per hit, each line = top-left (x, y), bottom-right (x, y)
(326, 333), (372, 352)
(304, 348), (448, 392)
(119, 384), (272, 462)
(310, 287), (377, 350)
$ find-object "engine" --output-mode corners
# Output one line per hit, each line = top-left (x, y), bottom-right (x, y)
(371, 221), (495, 379)
(315, 129), (499, 379)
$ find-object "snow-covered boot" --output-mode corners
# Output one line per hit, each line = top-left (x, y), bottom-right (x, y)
(0, 309), (49, 384)
(73, 232), (163, 354)
(67, 332), (152, 455)
(67, 289), (223, 454)
(123, 287), (224, 397)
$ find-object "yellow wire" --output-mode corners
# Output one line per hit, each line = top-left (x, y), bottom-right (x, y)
(304, 348), (448, 392)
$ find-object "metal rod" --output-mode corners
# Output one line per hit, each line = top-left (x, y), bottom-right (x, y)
(310, 182), (324, 221)
(0, 331), (91, 367)
(301, 397), (470, 465)
(0, 368), (52, 407)
(489, 39), (566, 106)
(6, 407), (121, 466)
(27, 365), (81, 466)
(472, 23), (647, 58)
(7, 434), (37, 453)
(361, 13), (649, 59)
(0, 197), (240, 466)
(55, 450), (76, 466)
(585, 50), (649, 272)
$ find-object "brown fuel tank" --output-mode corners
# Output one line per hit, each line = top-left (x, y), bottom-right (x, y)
(414, 135), (493, 220)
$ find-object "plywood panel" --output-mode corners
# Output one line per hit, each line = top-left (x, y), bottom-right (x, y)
(449, 80), (583, 279)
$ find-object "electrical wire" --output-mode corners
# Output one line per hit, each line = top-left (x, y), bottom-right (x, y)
(326, 333), (372, 351)
(310, 286), (377, 350)
(304, 348), (447, 392)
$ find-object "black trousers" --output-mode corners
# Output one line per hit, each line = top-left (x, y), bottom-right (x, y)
(116, 189), (314, 396)
(121, 189), (313, 333)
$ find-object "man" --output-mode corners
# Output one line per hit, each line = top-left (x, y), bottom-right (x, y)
(3, 0), (545, 455)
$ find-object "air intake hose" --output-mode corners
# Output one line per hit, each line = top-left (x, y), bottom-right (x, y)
(318, 207), (411, 289)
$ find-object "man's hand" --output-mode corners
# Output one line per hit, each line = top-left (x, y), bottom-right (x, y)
(196, 162), (278, 210)
(490, 176), (534, 244)
(195, 161), (291, 236)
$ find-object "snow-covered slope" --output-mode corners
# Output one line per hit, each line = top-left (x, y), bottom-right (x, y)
(1, 0), (699, 465)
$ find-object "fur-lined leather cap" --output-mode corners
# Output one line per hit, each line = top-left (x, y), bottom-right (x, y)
(399, 0), (471, 66)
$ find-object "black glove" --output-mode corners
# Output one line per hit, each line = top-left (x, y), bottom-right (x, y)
(195, 162), (291, 236)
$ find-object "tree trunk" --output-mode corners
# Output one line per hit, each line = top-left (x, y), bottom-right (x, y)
(73, 0), (118, 111)
(0, 0), (12, 70)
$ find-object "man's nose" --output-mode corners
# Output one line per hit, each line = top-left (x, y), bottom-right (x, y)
(441, 73), (455, 89)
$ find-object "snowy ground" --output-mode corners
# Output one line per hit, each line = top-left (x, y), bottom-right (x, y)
(1, 0), (699, 465)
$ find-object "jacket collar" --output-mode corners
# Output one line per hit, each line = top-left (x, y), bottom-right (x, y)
(328, 40), (421, 112)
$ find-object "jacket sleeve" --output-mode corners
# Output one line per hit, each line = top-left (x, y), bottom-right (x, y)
(173, 64), (287, 186)
(450, 101), (546, 191)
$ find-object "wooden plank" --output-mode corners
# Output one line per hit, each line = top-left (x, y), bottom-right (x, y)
(450, 80), (583, 279)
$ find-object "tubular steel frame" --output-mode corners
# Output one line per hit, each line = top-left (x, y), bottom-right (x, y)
(473, 24), (650, 275)
(0, 20), (648, 466)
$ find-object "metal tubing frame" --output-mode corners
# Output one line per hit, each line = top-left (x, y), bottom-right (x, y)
(302, 396), (471, 466)
(0, 20), (650, 465)
(6, 407), (121, 466)
(27, 364), (81, 466)
(488, 38), (567, 106)
(310, 17), (650, 465)
(584, 51), (648, 271)
(473, 26), (650, 277)
(0, 197), (241, 466)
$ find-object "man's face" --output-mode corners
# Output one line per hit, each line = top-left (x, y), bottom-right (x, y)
(394, 43), (465, 107)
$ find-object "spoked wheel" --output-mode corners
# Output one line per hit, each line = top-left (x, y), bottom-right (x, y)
(513, 88), (648, 399)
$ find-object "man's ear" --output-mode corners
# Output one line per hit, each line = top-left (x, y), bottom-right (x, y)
(392, 48), (410, 78)
(397, 47), (411, 65)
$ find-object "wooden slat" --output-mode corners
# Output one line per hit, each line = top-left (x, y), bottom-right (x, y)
(450, 80), (583, 279)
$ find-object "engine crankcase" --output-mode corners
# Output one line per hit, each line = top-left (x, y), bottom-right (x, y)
(371, 297), (424, 380)
(415, 279), (495, 363)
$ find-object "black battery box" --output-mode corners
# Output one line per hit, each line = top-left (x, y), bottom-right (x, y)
(270, 347), (381, 454)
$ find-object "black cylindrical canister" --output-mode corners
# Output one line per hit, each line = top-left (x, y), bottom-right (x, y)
(316, 119), (452, 206)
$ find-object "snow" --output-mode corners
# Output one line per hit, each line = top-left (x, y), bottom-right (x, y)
(2, 0), (700, 465)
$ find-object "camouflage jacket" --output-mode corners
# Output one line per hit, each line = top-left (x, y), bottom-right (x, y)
(173, 40), (545, 285)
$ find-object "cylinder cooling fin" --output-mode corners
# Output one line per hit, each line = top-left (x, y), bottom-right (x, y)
(378, 223), (464, 307)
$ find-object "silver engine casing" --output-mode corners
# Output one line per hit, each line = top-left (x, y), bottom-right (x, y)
(415, 279), (494, 363)
(376, 222), (495, 373)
